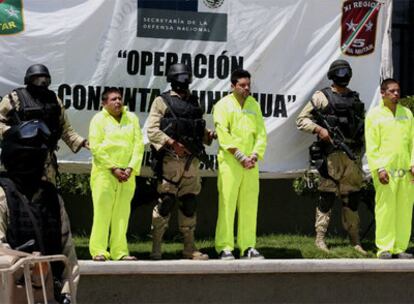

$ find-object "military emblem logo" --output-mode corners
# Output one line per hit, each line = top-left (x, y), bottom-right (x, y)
(0, 0), (24, 35)
(341, 0), (381, 56)
(203, 0), (224, 9)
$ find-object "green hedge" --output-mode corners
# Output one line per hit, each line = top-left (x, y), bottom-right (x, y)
(59, 173), (91, 196)
(399, 95), (414, 113)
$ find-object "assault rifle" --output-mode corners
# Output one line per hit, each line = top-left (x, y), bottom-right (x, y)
(180, 135), (215, 170)
(310, 100), (356, 161)
(159, 94), (215, 171)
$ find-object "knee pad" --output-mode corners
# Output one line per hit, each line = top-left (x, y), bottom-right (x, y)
(318, 192), (335, 213)
(157, 193), (176, 217)
(345, 191), (361, 211)
(179, 194), (197, 217)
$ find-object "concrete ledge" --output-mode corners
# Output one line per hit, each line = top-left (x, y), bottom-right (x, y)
(77, 259), (414, 303)
(79, 259), (414, 275)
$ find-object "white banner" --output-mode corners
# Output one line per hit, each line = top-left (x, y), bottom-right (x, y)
(0, 0), (392, 177)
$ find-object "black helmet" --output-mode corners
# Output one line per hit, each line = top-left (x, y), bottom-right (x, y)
(327, 59), (352, 87)
(1, 120), (51, 176)
(167, 63), (192, 85)
(24, 64), (51, 85)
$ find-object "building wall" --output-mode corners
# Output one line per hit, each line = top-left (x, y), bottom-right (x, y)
(393, 0), (414, 95)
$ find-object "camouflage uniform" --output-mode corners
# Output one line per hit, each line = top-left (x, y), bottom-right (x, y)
(147, 93), (203, 196)
(296, 85), (365, 254)
(147, 90), (210, 260)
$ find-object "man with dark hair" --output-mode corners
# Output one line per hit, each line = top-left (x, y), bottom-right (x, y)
(365, 78), (414, 259)
(296, 59), (366, 254)
(0, 64), (88, 184)
(88, 88), (144, 261)
(0, 120), (78, 303)
(213, 69), (267, 260)
(147, 63), (214, 260)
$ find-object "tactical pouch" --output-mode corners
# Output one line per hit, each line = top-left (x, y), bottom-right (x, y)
(193, 119), (206, 138)
(309, 141), (329, 179)
(130, 176), (159, 209)
(150, 145), (165, 179)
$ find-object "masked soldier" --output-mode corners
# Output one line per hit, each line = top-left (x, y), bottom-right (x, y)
(0, 64), (88, 184)
(296, 59), (366, 254)
(147, 63), (214, 260)
(0, 120), (79, 303)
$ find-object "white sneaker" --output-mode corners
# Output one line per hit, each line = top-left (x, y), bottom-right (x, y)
(241, 247), (264, 260)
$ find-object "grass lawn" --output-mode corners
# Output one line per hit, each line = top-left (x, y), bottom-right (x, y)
(74, 233), (382, 260)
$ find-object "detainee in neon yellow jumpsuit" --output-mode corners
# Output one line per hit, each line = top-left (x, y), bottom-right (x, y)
(365, 79), (414, 258)
(213, 69), (267, 259)
(89, 88), (144, 261)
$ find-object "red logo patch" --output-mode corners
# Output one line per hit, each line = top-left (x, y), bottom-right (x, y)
(341, 0), (381, 56)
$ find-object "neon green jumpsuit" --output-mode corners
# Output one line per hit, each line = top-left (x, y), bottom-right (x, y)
(365, 100), (414, 255)
(213, 94), (267, 254)
(89, 107), (144, 260)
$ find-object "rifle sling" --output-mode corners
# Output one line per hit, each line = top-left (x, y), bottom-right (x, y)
(160, 93), (178, 119)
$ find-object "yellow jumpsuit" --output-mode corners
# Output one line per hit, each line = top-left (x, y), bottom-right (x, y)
(365, 100), (414, 255)
(89, 107), (144, 260)
(213, 94), (267, 254)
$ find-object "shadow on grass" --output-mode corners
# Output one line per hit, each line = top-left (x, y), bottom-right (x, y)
(75, 245), (90, 260)
(183, 246), (303, 259)
(129, 251), (184, 260)
(360, 240), (376, 252)
(260, 247), (304, 259)
(406, 246), (414, 254)
(76, 243), (375, 260)
(75, 236), (380, 260)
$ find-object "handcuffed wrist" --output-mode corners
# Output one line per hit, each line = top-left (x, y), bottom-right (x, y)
(234, 150), (247, 163)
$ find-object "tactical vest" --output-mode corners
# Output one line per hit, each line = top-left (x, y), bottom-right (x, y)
(13, 88), (62, 150)
(0, 177), (62, 256)
(159, 91), (205, 144)
(319, 87), (365, 148)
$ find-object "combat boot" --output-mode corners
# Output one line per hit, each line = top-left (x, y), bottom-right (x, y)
(150, 206), (170, 260)
(342, 206), (367, 255)
(178, 211), (208, 260)
(315, 207), (331, 253)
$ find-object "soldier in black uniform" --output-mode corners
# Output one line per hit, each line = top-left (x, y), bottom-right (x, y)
(0, 120), (78, 303)
(296, 59), (366, 254)
(146, 63), (214, 260)
(0, 64), (88, 184)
